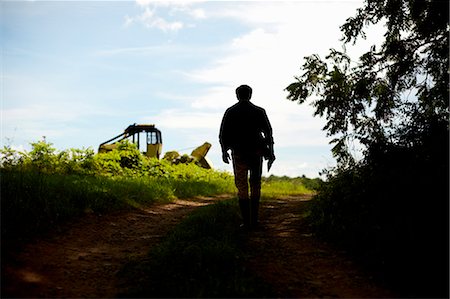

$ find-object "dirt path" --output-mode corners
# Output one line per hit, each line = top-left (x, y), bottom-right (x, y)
(2, 196), (226, 298)
(246, 196), (395, 298)
(3, 195), (395, 298)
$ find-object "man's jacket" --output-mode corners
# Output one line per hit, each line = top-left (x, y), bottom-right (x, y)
(219, 100), (274, 157)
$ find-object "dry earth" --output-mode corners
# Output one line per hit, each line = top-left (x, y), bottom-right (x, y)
(245, 196), (396, 298)
(2, 195), (396, 298)
(2, 196), (223, 298)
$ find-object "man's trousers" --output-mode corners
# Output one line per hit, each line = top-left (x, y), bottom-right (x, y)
(232, 153), (263, 227)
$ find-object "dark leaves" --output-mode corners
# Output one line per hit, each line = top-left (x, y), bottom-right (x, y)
(286, 0), (449, 167)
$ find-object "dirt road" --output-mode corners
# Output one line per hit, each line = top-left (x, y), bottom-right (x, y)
(246, 196), (395, 298)
(2, 196), (223, 298)
(2, 195), (395, 298)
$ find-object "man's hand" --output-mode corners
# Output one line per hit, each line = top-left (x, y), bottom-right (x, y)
(222, 151), (230, 164)
(267, 154), (276, 171)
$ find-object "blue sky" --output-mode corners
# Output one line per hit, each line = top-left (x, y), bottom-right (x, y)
(1, 0), (383, 178)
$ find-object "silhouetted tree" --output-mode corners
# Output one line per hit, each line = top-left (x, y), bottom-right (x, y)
(286, 0), (448, 166)
(286, 0), (448, 297)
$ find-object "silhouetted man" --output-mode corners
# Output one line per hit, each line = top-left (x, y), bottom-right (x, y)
(219, 85), (275, 229)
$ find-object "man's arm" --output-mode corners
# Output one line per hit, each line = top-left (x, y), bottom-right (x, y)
(261, 110), (275, 161)
(219, 111), (231, 164)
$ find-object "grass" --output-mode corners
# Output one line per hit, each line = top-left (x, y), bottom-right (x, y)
(261, 177), (317, 199)
(118, 200), (274, 298)
(1, 169), (235, 239)
(117, 179), (316, 298)
(1, 166), (317, 239)
(1, 147), (316, 297)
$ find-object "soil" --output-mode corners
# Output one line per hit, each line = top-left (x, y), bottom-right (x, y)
(2, 195), (396, 298)
(245, 196), (396, 298)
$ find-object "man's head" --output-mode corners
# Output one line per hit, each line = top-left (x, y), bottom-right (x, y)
(236, 85), (252, 101)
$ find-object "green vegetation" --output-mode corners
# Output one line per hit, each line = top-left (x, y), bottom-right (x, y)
(286, 0), (448, 297)
(1, 139), (235, 239)
(118, 200), (274, 298)
(2, 138), (316, 297)
(1, 139), (318, 297)
(1, 139), (316, 240)
(115, 176), (316, 298)
(261, 175), (321, 199)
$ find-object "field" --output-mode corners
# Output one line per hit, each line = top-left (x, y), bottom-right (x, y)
(1, 140), (334, 298)
(1, 139), (318, 240)
(3, 139), (447, 298)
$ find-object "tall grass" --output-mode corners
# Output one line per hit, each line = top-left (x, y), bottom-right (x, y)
(1, 167), (317, 239)
(1, 169), (235, 239)
(1, 140), (237, 239)
(118, 200), (274, 298)
(260, 175), (319, 199)
(1, 140), (318, 240)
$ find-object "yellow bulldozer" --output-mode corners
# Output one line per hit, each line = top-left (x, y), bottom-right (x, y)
(98, 123), (213, 169)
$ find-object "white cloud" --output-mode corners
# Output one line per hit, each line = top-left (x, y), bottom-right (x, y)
(119, 1), (377, 176)
(190, 85), (236, 110)
(136, 0), (153, 7)
(150, 109), (222, 130)
(130, 6), (184, 31)
(123, 14), (134, 27)
(180, 1), (384, 142)
(150, 16), (184, 31)
(2, 105), (81, 150)
(188, 8), (206, 19)
(156, 1), (378, 176)
(127, 0), (208, 32)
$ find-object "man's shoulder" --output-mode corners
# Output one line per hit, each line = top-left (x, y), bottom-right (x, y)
(251, 102), (265, 111)
(229, 101), (265, 111)
(225, 102), (246, 113)
(247, 102), (267, 116)
(228, 102), (241, 110)
(224, 103), (239, 116)
(224, 102), (267, 120)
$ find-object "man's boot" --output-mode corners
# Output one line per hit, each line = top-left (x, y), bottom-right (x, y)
(250, 197), (260, 228)
(239, 198), (250, 228)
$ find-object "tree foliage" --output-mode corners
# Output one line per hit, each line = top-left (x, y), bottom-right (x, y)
(286, 0), (448, 166)
(286, 0), (449, 297)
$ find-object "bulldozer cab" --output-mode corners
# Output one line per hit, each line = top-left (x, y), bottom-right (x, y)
(145, 129), (162, 159)
(99, 124), (163, 159)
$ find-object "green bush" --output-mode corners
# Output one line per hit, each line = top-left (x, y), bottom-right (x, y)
(1, 140), (97, 175)
(1, 139), (235, 239)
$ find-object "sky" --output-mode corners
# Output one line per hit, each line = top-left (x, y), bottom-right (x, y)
(1, 0), (383, 178)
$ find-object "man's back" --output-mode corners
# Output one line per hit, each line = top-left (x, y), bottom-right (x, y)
(219, 100), (272, 156)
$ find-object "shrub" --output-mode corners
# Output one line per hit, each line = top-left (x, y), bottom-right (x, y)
(1, 139), (235, 239)
(309, 140), (449, 297)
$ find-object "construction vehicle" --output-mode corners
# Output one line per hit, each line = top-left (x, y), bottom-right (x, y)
(190, 142), (213, 169)
(98, 123), (212, 169)
(98, 124), (163, 158)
